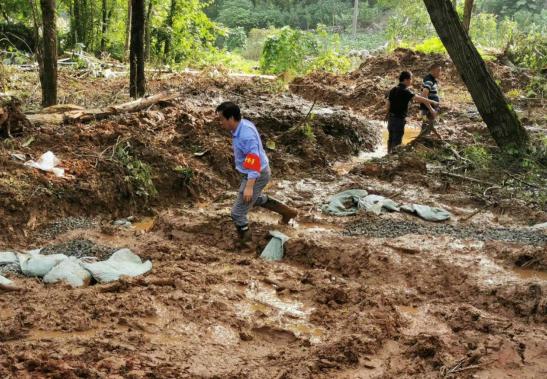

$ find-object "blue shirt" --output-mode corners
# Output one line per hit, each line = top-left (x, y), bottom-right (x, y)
(232, 119), (269, 179)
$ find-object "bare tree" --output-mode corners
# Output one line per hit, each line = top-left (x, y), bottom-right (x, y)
(40, 0), (57, 106)
(124, 0), (132, 62)
(144, 0), (153, 61)
(423, 0), (528, 149)
(129, 0), (145, 97)
(352, 0), (359, 38)
(463, 0), (474, 33)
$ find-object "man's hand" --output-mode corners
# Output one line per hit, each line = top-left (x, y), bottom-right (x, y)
(243, 181), (255, 203)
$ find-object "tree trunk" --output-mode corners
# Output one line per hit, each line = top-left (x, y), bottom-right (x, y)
(422, 0), (527, 149)
(129, 0), (145, 98)
(452, 0), (457, 8)
(144, 0), (153, 61)
(100, 0), (108, 52)
(352, 0), (359, 38)
(163, 0), (176, 61)
(462, 0), (474, 33)
(40, 0), (57, 106)
(124, 0), (132, 62)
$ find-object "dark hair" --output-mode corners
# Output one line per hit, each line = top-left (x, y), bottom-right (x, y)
(399, 71), (412, 82)
(216, 102), (241, 121)
(430, 63), (442, 70)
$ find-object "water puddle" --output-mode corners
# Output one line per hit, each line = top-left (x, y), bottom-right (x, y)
(27, 329), (97, 341)
(333, 125), (421, 175)
(511, 267), (547, 281)
(237, 281), (324, 343)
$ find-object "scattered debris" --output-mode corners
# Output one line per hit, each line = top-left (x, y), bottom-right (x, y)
(323, 189), (451, 222)
(24, 151), (65, 177)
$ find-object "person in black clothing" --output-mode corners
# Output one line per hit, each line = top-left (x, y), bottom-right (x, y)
(385, 71), (438, 153)
(420, 63), (442, 135)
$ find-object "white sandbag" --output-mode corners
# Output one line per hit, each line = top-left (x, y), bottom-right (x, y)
(43, 257), (92, 287)
(0, 251), (18, 265)
(82, 248), (152, 283)
(18, 253), (68, 277)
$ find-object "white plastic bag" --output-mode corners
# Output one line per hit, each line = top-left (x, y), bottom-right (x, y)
(24, 151), (65, 177)
(18, 252), (68, 277)
(43, 257), (92, 287)
(82, 248), (152, 283)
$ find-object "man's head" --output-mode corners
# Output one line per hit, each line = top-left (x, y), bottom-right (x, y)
(216, 102), (241, 131)
(430, 63), (442, 79)
(399, 71), (413, 86)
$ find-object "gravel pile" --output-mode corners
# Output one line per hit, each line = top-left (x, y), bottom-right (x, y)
(41, 239), (116, 260)
(346, 218), (547, 246)
(39, 217), (97, 239)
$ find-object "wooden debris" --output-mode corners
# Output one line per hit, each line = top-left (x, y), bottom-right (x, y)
(26, 90), (180, 126)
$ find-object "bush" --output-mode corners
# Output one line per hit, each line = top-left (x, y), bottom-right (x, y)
(226, 27), (247, 51)
(243, 28), (275, 60)
(260, 25), (350, 75)
(260, 27), (318, 74)
(509, 31), (547, 71)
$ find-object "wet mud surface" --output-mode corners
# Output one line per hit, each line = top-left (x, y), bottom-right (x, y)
(1, 60), (546, 378)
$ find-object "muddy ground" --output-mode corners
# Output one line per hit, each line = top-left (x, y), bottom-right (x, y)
(0, 53), (546, 378)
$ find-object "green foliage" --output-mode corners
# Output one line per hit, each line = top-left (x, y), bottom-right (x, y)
(509, 31), (547, 71)
(463, 145), (492, 169)
(216, 0), (254, 30)
(174, 165), (194, 185)
(114, 141), (157, 200)
(386, 0), (434, 47)
(242, 28), (276, 60)
(412, 37), (446, 54)
(260, 27), (318, 74)
(225, 27), (247, 51)
(260, 25), (350, 75)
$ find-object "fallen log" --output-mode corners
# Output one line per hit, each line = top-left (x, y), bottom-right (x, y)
(26, 90), (180, 125)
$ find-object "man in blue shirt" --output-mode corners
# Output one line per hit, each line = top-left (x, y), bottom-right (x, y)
(216, 102), (298, 249)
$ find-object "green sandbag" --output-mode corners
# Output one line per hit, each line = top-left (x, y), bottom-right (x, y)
(322, 189), (369, 216)
(260, 231), (290, 261)
(400, 204), (451, 222)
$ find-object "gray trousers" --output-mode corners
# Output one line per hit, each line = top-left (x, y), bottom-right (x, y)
(231, 168), (271, 227)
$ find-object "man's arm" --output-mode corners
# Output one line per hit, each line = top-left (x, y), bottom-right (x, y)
(240, 138), (262, 203)
(413, 95), (438, 116)
(384, 99), (390, 120)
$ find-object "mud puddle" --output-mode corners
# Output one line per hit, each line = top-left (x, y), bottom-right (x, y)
(510, 267), (547, 281)
(333, 123), (421, 175)
(236, 280), (324, 344)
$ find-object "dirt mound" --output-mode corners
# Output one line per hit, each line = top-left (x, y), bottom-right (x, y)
(0, 76), (380, 245)
(290, 48), (532, 120)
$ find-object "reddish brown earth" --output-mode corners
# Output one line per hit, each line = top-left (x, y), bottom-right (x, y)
(0, 56), (545, 378)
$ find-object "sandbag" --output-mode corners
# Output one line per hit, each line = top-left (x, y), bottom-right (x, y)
(360, 195), (400, 215)
(260, 231), (290, 261)
(401, 204), (451, 222)
(322, 189), (369, 216)
(18, 252), (68, 277)
(82, 248), (152, 283)
(0, 252), (18, 265)
(43, 257), (92, 287)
